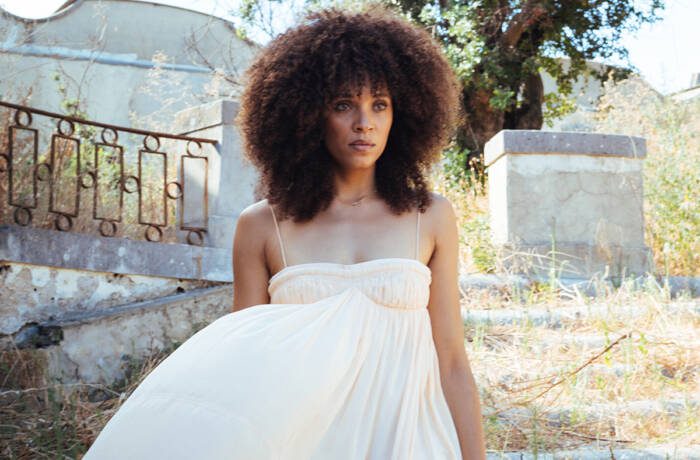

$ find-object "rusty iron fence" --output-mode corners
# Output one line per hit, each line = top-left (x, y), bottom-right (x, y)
(0, 101), (217, 246)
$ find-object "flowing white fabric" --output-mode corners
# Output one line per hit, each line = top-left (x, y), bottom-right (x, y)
(84, 258), (462, 459)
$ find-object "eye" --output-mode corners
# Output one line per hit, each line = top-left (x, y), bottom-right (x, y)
(374, 100), (389, 110)
(333, 101), (351, 112)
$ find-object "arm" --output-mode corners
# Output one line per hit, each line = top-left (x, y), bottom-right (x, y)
(426, 194), (486, 460)
(232, 201), (273, 312)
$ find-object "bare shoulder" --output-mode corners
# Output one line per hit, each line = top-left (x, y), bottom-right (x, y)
(422, 191), (457, 227)
(234, 199), (273, 251)
(421, 192), (458, 262)
(239, 198), (273, 224)
(232, 199), (274, 310)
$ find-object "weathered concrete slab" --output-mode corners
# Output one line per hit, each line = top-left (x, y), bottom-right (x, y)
(461, 301), (700, 328)
(487, 444), (700, 460)
(460, 273), (700, 299)
(0, 225), (232, 282)
(484, 130), (646, 166)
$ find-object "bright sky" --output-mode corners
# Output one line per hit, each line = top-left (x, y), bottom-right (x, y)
(1, 0), (698, 95)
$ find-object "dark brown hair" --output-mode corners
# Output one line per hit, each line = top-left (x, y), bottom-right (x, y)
(237, 6), (461, 221)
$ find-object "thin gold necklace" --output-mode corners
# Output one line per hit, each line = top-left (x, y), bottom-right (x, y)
(337, 190), (376, 207)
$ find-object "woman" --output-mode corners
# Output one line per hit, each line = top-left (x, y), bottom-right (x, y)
(85, 7), (486, 460)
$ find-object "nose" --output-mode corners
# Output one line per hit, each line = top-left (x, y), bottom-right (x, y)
(352, 108), (374, 132)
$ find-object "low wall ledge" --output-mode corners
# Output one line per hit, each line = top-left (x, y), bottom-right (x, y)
(485, 130), (647, 166)
(0, 225), (232, 282)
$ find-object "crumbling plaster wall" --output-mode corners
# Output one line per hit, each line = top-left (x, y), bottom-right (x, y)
(0, 261), (217, 335)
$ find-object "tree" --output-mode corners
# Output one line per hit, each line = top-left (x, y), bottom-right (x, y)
(403, 0), (664, 179)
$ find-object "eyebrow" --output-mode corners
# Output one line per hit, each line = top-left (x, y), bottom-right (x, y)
(335, 91), (390, 98)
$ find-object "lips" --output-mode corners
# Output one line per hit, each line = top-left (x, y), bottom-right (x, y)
(349, 141), (375, 152)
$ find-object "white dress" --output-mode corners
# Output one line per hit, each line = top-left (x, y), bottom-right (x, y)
(83, 207), (462, 459)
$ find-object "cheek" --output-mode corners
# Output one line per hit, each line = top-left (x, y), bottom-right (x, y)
(325, 117), (346, 143)
(324, 123), (349, 157)
(381, 113), (393, 136)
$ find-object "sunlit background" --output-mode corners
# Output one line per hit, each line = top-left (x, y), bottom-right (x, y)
(1, 0), (698, 95)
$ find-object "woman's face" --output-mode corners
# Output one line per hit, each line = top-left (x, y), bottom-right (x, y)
(323, 85), (393, 171)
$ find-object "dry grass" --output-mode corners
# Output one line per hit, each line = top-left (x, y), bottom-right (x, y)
(465, 287), (700, 453)
(0, 344), (175, 459)
(590, 77), (700, 276)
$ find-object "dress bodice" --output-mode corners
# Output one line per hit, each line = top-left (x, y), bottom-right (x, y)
(268, 258), (431, 310)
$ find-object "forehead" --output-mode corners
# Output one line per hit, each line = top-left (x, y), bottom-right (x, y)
(335, 89), (391, 99)
(329, 74), (390, 97)
(332, 83), (391, 98)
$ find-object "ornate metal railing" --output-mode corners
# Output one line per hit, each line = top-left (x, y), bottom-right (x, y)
(0, 101), (217, 246)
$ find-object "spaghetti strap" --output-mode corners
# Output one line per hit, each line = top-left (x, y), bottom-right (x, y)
(268, 203), (288, 268)
(415, 209), (421, 260)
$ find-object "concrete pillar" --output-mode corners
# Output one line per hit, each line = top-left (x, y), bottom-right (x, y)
(485, 130), (650, 280)
(172, 99), (258, 249)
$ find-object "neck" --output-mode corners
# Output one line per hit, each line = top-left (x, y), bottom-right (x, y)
(332, 167), (377, 204)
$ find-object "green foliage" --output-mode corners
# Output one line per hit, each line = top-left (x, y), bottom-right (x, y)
(411, 0), (662, 100)
(431, 166), (495, 274)
(441, 143), (481, 190)
(418, 3), (484, 84)
(461, 212), (495, 273)
(542, 92), (577, 128)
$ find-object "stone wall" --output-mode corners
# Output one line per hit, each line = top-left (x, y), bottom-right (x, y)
(0, 220), (233, 384)
(0, 261), (215, 336)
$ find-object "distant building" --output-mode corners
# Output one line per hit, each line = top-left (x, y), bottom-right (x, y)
(669, 73), (700, 102)
(0, 0), (257, 127)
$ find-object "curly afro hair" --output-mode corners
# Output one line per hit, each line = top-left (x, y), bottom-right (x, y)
(237, 6), (461, 222)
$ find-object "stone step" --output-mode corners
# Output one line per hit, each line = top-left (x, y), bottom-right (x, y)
(472, 330), (614, 352)
(1, 273), (225, 342)
(460, 273), (700, 299)
(462, 301), (700, 328)
(1, 285), (232, 387)
(490, 398), (700, 426)
(486, 443), (700, 459)
(492, 362), (637, 388)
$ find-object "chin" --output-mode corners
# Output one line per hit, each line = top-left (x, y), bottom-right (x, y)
(333, 155), (381, 171)
(353, 156), (381, 168)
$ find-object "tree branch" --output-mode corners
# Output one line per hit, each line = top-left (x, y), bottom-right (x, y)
(501, 1), (548, 49)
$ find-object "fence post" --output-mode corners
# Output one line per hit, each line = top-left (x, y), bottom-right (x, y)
(173, 99), (258, 249)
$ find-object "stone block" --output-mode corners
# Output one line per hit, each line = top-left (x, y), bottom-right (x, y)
(485, 130), (650, 279)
